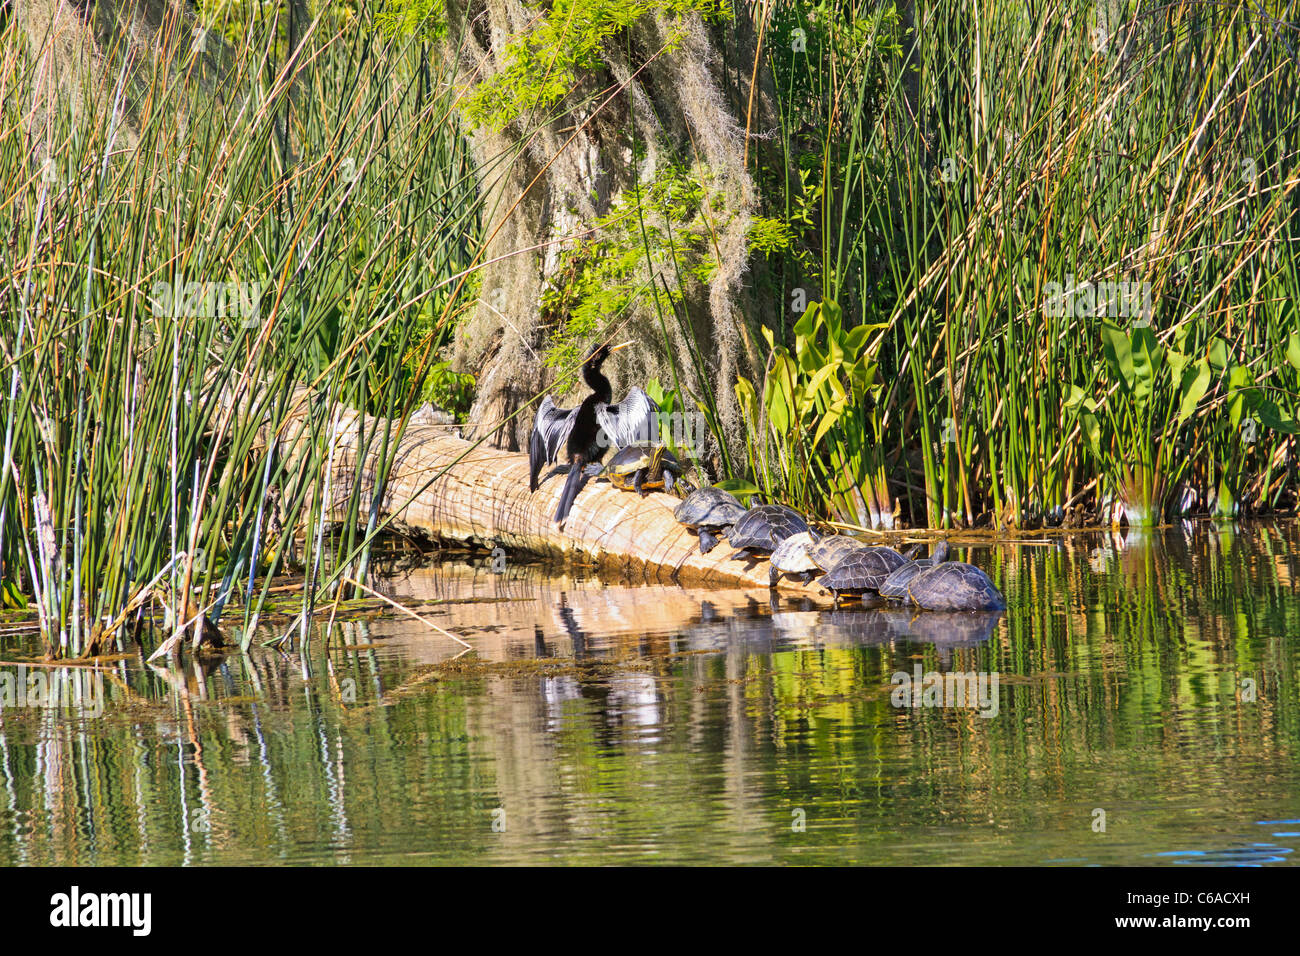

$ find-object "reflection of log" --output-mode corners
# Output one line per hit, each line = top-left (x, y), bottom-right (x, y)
(325, 416), (819, 593)
(370, 561), (1002, 664)
(370, 560), (781, 662)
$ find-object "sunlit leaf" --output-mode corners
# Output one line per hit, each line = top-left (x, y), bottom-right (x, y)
(1130, 325), (1162, 403)
(1100, 322), (1135, 393)
(1177, 360), (1210, 422)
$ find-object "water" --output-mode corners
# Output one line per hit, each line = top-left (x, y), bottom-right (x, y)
(1, 522), (1298, 865)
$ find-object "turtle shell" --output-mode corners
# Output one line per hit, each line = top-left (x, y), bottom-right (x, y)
(807, 535), (872, 572)
(727, 504), (810, 557)
(605, 443), (681, 493)
(674, 487), (746, 554)
(768, 531), (820, 586)
(879, 541), (950, 600)
(905, 562), (1006, 611)
(878, 561), (926, 599)
(674, 487), (745, 529)
(605, 443), (653, 473)
(818, 546), (910, 597)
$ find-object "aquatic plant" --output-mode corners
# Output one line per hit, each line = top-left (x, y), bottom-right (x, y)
(734, 300), (890, 524)
(730, 0), (1300, 529)
(0, 3), (482, 657)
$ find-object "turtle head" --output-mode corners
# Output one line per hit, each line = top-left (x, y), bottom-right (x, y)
(808, 519), (837, 539)
(931, 540), (950, 563)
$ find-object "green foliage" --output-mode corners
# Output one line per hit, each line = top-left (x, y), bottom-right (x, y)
(463, 0), (733, 130)
(197, 0), (362, 55)
(713, 477), (764, 505)
(420, 361), (477, 422)
(1067, 324), (1298, 526)
(1064, 323), (1186, 527)
(735, 300), (886, 520)
(755, 0), (905, 311)
(0, 578), (26, 610)
(746, 217), (796, 257)
(730, 0), (1300, 529)
(374, 0), (447, 40)
(541, 162), (719, 372)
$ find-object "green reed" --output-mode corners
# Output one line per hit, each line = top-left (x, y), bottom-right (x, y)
(735, 0), (1300, 529)
(0, 5), (482, 658)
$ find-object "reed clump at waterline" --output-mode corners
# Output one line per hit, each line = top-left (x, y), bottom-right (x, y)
(0, 5), (484, 660)
(725, 0), (1300, 531)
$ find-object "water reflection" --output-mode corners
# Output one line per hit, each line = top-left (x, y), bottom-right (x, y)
(1157, 845), (1295, 866)
(0, 522), (1298, 864)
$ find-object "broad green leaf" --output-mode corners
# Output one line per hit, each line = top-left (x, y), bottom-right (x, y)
(1207, 336), (1229, 371)
(848, 360), (878, 398)
(764, 354), (797, 434)
(1130, 325), (1162, 403)
(0, 579), (25, 610)
(843, 325), (872, 357)
(714, 478), (764, 505)
(1227, 364), (1253, 427)
(824, 373), (848, 403)
(1167, 348), (1189, 378)
(1065, 385), (1101, 456)
(803, 363), (840, 405)
(1257, 400), (1299, 434)
(1079, 408), (1101, 458)
(734, 376), (759, 424)
(822, 299), (843, 336)
(812, 401), (846, 449)
(792, 302), (819, 340)
(1177, 360), (1210, 422)
(1100, 322), (1135, 393)
(1288, 331), (1300, 372)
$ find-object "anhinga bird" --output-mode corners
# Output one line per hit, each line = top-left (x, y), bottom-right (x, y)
(529, 341), (658, 525)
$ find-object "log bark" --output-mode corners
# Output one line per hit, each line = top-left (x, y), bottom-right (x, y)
(321, 408), (821, 593)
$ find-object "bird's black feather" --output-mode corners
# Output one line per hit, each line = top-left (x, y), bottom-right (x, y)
(527, 344), (659, 524)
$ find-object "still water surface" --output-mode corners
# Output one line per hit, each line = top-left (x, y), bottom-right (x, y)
(1, 524), (1298, 865)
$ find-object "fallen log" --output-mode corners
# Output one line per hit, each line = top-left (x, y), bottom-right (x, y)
(324, 415), (830, 593)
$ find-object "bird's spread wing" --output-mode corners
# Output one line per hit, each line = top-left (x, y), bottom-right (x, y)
(530, 396), (577, 490)
(596, 387), (660, 453)
(537, 399), (577, 462)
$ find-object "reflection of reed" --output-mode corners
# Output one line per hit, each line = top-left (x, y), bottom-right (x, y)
(2, 523), (1299, 864)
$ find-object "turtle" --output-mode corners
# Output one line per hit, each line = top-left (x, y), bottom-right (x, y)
(879, 540), (950, 602)
(811, 537), (919, 573)
(599, 442), (684, 496)
(768, 531), (822, 587)
(726, 504), (810, 560)
(818, 545), (913, 604)
(673, 486), (747, 554)
(807, 534), (872, 572)
(905, 560), (1006, 611)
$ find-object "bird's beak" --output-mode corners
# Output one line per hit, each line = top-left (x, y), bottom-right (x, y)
(609, 340), (635, 352)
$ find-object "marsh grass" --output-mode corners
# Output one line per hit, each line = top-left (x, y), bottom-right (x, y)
(0, 5), (483, 658)
(733, 0), (1300, 529)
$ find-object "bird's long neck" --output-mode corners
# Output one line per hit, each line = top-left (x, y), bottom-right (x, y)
(582, 363), (612, 404)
